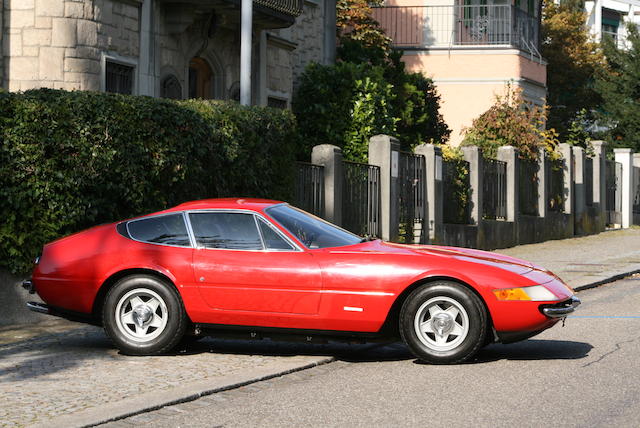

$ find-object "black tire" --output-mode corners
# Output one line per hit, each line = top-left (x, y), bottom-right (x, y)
(102, 274), (187, 355)
(400, 281), (487, 364)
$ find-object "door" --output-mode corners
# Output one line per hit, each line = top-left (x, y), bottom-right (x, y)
(189, 211), (322, 315)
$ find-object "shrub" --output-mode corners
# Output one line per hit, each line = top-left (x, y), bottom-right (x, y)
(461, 86), (560, 160)
(0, 89), (297, 274)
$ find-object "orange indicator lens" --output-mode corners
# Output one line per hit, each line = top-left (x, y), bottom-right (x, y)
(493, 288), (532, 301)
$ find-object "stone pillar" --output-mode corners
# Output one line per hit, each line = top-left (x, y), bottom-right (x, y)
(462, 146), (483, 225)
(369, 135), (400, 242)
(573, 146), (586, 218)
(312, 145), (343, 226)
(591, 141), (607, 216)
(559, 143), (574, 214)
(537, 147), (547, 218)
(497, 146), (518, 222)
(614, 148), (634, 228)
(415, 143), (442, 242)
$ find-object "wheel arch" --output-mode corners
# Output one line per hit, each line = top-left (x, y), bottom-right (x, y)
(91, 268), (183, 324)
(378, 276), (494, 339)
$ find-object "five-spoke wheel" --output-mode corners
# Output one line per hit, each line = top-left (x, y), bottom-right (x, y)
(103, 275), (187, 355)
(400, 281), (486, 364)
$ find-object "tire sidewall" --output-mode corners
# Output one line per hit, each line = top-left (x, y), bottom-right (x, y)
(103, 275), (186, 355)
(400, 282), (486, 364)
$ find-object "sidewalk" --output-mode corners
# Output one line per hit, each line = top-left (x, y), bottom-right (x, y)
(2, 228), (640, 428)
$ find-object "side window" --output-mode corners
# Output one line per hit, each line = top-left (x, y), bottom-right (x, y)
(189, 212), (263, 250)
(258, 218), (295, 250)
(127, 214), (190, 247)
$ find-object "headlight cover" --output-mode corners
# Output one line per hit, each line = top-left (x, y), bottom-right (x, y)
(493, 285), (559, 302)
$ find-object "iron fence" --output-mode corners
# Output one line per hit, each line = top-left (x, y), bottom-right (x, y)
(294, 162), (324, 217)
(482, 158), (507, 220)
(605, 160), (622, 225)
(633, 166), (640, 214)
(519, 159), (539, 216)
(372, 5), (539, 51)
(442, 159), (472, 224)
(397, 152), (426, 243)
(585, 157), (594, 207)
(342, 161), (381, 237)
(546, 157), (564, 212)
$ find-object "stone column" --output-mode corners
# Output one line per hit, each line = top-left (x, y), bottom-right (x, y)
(573, 146), (586, 218)
(311, 144), (343, 226)
(369, 135), (400, 242)
(591, 141), (607, 217)
(537, 147), (547, 218)
(497, 146), (518, 222)
(462, 146), (483, 225)
(559, 143), (574, 214)
(614, 148), (634, 228)
(415, 143), (442, 243)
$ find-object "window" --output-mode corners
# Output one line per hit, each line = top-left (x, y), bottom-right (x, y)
(189, 212), (263, 250)
(105, 61), (134, 94)
(127, 214), (190, 247)
(258, 218), (295, 250)
(267, 97), (288, 109)
(266, 205), (362, 249)
(161, 75), (182, 99)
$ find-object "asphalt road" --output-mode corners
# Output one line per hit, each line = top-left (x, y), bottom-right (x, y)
(103, 277), (640, 428)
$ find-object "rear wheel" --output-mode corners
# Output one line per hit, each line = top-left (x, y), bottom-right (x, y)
(103, 275), (187, 355)
(400, 281), (486, 364)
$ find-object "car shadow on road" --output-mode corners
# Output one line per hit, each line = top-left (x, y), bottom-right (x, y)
(470, 339), (593, 363)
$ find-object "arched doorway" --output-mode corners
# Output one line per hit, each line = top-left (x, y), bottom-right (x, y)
(188, 57), (213, 99)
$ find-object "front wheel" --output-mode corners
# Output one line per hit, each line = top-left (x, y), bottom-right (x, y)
(400, 281), (487, 364)
(103, 275), (187, 355)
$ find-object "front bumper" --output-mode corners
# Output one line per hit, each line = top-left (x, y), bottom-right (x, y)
(540, 296), (581, 318)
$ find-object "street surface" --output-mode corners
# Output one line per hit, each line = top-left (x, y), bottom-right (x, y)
(103, 277), (640, 428)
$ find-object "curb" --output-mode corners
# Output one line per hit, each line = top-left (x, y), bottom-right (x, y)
(30, 356), (335, 428)
(572, 269), (640, 292)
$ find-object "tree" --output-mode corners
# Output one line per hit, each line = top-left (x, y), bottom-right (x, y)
(541, 0), (604, 140)
(595, 24), (640, 151)
(336, 0), (391, 65)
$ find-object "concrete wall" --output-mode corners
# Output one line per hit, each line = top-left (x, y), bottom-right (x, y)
(0, 270), (46, 326)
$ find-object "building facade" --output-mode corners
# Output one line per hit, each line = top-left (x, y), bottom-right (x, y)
(374, 0), (546, 145)
(0, 0), (335, 107)
(585, 0), (640, 48)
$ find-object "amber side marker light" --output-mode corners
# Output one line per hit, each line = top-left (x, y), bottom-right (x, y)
(493, 285), (559, 301)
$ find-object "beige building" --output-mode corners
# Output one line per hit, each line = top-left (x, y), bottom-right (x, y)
(0, 0), (336, 107)
(375, 0), (547, 145)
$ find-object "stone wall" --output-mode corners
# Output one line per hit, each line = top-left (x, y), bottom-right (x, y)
(2, 0), (141, 92)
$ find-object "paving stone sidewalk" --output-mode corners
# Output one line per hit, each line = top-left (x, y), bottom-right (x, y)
(1, 228), (639, 428)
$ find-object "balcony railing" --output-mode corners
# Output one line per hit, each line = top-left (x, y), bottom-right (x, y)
(373, 5), (539, 52)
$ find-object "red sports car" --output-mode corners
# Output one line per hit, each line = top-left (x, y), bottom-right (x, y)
(24, 198), (580, 364)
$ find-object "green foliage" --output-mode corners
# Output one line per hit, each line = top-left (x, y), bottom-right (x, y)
(461, 86), (560, 161)
(0, 89), (297, 274)
(439, 145), (471, 224)
(595, 24), (640, 151)
(336, 0), (391, 64)
(542, 0), (604, 140)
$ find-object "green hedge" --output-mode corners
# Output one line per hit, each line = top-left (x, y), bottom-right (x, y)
(0, 89), (297, 274)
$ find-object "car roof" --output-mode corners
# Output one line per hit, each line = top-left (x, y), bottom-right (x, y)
(166, 198), (283, 213)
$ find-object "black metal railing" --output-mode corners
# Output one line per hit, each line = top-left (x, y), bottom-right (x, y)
(294, 162), (324, 218)
(342, 161), (381, 237)
(482, 158), (507, 220)
(546, 157), (564, 212)
(634, 166), (640, 214)
(605, 160), (622, 225)
(373, 5), (539, 51)
(442, 159), (472, 224)
(397, 152), (426, 243)
(519, 159), (538, 216)
(585, 157), (594, 207)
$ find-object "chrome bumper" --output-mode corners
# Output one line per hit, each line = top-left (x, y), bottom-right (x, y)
(541, 296), (581, 318)
(26, 301), (51, 314)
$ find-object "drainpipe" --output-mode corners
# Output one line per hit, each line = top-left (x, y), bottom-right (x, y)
(240, 0), (253, 105)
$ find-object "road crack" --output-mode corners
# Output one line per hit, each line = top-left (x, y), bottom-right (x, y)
(581, 335), (640, 368)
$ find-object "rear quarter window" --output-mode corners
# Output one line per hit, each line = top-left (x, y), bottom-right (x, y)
(127, 214), (191, 247)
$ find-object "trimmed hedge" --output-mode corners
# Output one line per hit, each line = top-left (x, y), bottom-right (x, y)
(0, 89), (297, 274)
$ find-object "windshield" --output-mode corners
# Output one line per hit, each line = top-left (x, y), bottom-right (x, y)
(265, 205), (362, 249)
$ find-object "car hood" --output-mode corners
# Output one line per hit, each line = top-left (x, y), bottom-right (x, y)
(344, 240), (538, 276)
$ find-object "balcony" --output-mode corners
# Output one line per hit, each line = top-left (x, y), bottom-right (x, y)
(373, 5), (540, 54)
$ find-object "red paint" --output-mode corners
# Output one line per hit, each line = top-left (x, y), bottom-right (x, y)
(31, 198), (576, 339)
